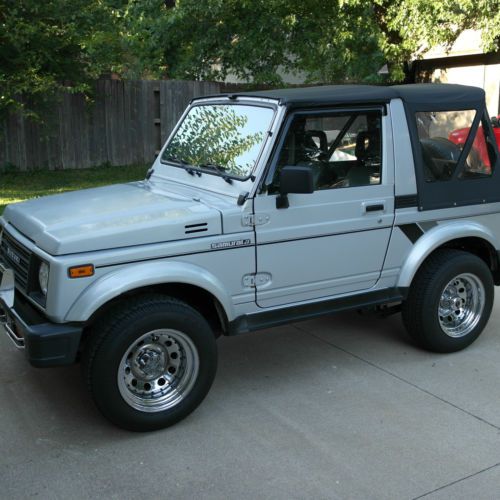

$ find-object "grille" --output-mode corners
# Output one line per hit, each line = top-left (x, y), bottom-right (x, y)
(0, 231), (32, 291)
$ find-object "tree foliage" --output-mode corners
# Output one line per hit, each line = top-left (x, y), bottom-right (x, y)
(0, 0), (124, 118)
(125, 0), (500, 84)
(1, 0), (499, 118)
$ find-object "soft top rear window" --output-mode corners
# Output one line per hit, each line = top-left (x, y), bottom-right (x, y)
(416, 110), (495, 183)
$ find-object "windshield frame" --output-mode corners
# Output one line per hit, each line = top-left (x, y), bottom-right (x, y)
(159, 100), (278, 182)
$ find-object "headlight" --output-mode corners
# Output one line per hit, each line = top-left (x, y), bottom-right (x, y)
(38, 261), (49, 295)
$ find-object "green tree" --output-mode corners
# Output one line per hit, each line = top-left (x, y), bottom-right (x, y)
(0, 0), (124, 118)
(371, 0), (500, 81)
(128, 0), (500, 84)
(120, 0), (171, 78)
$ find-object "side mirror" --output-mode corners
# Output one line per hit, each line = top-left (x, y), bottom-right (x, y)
(277, 166), (315, 209)
(491, 116), (500, 128)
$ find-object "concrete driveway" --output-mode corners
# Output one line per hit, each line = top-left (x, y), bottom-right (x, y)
(2, 296), (500, 499)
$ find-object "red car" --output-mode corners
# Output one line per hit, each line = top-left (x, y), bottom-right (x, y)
(448, 116), (500, 172)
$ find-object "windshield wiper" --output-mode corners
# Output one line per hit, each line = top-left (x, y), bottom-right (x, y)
(199, 163), (234, 184)
(164, 154), (189, 165)
(164, 155), (201, 176)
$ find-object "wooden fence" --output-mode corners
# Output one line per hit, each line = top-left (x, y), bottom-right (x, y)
(0, 80), (226, 171)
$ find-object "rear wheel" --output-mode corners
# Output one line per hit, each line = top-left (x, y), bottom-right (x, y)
(402, 250), (494, 353)
(82, 295), (217, 431)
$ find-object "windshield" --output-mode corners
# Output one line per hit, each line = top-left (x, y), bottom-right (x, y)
(161, 103), (274, 179)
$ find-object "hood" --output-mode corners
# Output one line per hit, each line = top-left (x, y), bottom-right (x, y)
(2, 182), (222, 255)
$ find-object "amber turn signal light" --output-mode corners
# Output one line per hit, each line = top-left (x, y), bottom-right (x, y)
(68, 264), (95, 278)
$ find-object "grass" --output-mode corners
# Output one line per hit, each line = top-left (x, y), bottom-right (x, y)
(0, 164), (148, 215)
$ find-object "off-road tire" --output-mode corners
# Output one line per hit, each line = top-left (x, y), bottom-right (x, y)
(82, 295), (217, 431)
(402, 249), (494, 353)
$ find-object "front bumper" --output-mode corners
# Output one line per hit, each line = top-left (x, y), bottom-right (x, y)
(0, 263), (83, 367)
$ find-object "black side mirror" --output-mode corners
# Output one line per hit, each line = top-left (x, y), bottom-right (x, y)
(277, 166), (315, 209)
(491, 116), (500, 128)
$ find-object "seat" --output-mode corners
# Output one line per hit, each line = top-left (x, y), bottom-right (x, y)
(346, 130), (380, 186)
(355, 130), (380, 162)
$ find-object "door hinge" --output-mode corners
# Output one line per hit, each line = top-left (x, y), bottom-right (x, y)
(242, 273), (272, 288)
(242, 213), (270, 227)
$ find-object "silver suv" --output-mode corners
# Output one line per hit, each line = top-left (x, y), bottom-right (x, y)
(1, 84), (499, 431)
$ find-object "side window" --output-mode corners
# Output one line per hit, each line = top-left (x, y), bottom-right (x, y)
(416, 110), (495, 182)
(459, 117), (496, 178)
(268, 110), (382, 193)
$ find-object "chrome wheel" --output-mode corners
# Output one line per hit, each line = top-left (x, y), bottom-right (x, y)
(118, 329), (199, 412)
(438, 273), (485, 338)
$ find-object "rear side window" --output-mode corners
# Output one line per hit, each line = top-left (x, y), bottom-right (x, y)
(416, 110), (495, 182)
(457, 119), (495, 179)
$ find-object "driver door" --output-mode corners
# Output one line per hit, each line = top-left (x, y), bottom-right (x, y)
(254, 107), (395, 308)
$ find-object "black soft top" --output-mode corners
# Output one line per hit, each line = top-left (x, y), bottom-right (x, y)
(215, 83), (485, 110)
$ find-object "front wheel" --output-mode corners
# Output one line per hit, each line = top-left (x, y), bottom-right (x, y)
(82, 295), (217, 431)
(402, 249), (494, 353)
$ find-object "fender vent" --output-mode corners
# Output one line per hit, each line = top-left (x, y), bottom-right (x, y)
(185, 222), (208, 234)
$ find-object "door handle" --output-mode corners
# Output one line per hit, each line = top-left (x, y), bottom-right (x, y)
(364, 203), (385, 213)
